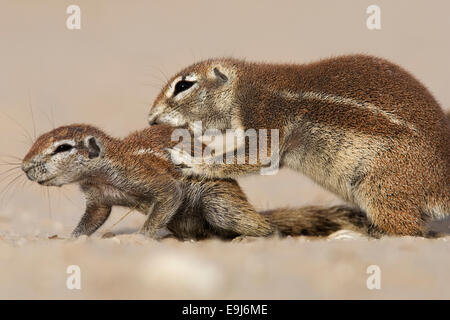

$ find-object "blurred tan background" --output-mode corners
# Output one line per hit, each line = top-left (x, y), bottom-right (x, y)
(0, 0), (449, 299)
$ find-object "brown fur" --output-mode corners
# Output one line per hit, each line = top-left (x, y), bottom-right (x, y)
(23, 124), (371, 239)
(263, 206), (372, 237)
(149, 55), (450, 237)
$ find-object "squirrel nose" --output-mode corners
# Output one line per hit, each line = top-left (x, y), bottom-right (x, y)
(22, 162), (39, 182)
(148, 114), (159, 125)
(148, 107), (165, 125)
(21, 162), (33, 174)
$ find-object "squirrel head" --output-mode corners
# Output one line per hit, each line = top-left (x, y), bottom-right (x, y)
(22, 124), (107, 187)
(149, 58), (238, 131)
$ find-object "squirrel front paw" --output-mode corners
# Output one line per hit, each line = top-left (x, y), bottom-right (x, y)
(138, 226), (166, 240)
(165, 147), (203, 177)
(231, 235), (260, 243)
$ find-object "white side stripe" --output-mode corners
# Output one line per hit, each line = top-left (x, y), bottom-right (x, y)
(133, 148), (167, 159)
(278, 90), (417, 132)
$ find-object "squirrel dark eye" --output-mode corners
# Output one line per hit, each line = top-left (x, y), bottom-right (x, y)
(54, 144), (73, 154)
(173, 80), (196, 96)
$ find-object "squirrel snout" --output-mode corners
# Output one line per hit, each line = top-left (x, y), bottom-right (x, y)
(148, 113), (160, 125)
(148, 104), (167, 125)
(21, 163), (36, 181)
(21, 162), (33, 174)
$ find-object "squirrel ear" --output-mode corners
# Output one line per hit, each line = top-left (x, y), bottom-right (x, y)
(85, 136), (104, 159)
(213, 67), (229, 82)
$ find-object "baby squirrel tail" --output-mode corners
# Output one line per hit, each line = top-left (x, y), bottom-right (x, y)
(262, 205), (371, 237)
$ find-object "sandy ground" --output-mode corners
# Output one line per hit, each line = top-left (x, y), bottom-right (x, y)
(1, 1), (449, 299)
(0, 227), (450, 299)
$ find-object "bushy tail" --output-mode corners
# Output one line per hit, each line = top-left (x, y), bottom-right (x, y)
(262, 205), (371, 237)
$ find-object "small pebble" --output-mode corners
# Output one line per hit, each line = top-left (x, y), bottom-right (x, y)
(102, 232), (116, 239)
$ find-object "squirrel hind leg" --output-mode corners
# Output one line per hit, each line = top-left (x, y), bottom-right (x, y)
(200, 181), (277, 238)
(365, 203), (429, 237)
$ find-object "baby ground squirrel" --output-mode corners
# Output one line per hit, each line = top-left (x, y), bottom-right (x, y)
(22, 124), (370, 239)
(148, 54), (450, 237)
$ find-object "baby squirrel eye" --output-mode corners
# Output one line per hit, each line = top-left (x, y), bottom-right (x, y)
(173, 80), (196, 96)
(54, 144), (73, 154)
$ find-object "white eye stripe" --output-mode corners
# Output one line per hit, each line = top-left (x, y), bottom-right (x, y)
(52, 139), (76, 148)
(165, 76), (180, 97)
(165, 74), (198, 98)
(184, 74), (197, 82)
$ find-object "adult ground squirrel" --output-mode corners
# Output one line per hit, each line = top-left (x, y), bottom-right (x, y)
(22, 124), (370, 239)
(148, 54), (450, 237)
